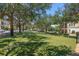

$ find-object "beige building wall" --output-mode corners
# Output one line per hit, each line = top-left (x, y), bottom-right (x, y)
(67, 22), (79, 36)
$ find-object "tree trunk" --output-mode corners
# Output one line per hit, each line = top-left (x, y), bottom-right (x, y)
(9, 15), (14, 36)
(18, 19), (21, 33)
(44, 26), (48, 33)
(45, 27), (48, 33)
(0, 13), (4, 30)
(0, 19), (2, 29)
(22, 23), (25, 32)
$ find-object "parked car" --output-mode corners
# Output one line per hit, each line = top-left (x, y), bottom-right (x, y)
(48, 31), (60, 35)
(0, 29), (5, 34)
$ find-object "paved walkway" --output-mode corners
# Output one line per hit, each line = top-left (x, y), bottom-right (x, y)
(75, 43), (79, 53)
(72, 43), (79, 56)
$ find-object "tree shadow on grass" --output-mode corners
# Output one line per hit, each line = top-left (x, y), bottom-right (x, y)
(0, 32), (48, 56)
(47, 45), (72, 56)
(0, 32), (48, 42)
(35, 45), (72, 56)
(0, 38), (15, 43)
(0, 33), (11, 38)
(2, 41), (73, 56)
(0, 32), (73, 56)
(14, 32), (48, 42)
(27, 35), (47, 42)
(5, 42), (48, 56)
(0, 38), (16, 49)
(0, 43), (8, 48)
(58, 34), (76, 39)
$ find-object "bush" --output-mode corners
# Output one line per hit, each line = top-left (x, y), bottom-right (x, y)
(2, 26), (9, 30)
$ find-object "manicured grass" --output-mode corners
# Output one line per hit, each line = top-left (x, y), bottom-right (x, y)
(0, 31), (76, 56)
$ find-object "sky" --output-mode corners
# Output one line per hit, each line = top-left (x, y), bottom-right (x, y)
(46, 3), (64, 16)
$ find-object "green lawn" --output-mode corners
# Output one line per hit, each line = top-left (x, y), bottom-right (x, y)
(0, 31), (76, 56)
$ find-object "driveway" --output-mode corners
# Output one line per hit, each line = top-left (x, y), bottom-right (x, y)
(0, 30), (19, 35)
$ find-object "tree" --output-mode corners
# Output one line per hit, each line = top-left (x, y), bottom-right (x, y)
(63, 3), (79, 22)
(0, 3), (52, 36)
(0, 3), (27, 36)
(48, 9), (63, 33)
(60, 3), (79, 34)
(35, 15), (51, 32)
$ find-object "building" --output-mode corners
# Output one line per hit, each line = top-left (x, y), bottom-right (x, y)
(61, 22), (79, 36)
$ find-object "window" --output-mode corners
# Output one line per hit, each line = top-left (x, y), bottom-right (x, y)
(72, 30), (75, 34)
(69, 23), (75, 27)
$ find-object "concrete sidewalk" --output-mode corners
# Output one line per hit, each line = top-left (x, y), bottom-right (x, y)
(75, 43), (79, 53)
(71, 43), (79, 56)
(72, 43), (79, 56)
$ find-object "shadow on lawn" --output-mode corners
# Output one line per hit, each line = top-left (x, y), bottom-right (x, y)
(0, 32), (47, 42)
(0, 38), (15, 43)
(4, 42), (72, 56)
(63, 34), (76, 39)
(0, 33), (11, 38)
(5, 42), (48, 56)
(25, 32), (47, 41)
(0, 32), (48, 56)
(0, 38), (16, 49)
(35, 45), (72, 56)
(0, 32), (73, 56)
(0, 44), (8, 48)
(46, 32), (76, 39)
